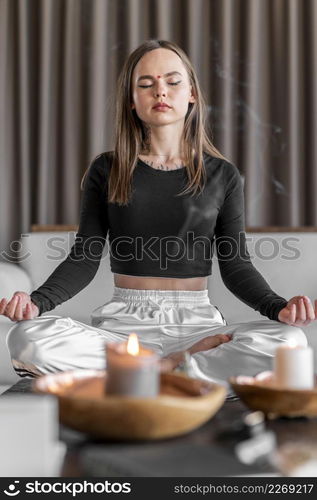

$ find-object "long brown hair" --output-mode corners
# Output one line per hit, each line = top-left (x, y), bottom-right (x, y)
(87, 40), (228, 204)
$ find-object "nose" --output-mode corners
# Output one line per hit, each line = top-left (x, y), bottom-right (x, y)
(153, 80), (167, 98)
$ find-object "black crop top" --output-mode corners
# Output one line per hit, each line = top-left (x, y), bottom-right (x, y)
(30, 152), (288, 320)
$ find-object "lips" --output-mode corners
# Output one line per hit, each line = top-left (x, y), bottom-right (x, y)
(153, 103), (171, 109)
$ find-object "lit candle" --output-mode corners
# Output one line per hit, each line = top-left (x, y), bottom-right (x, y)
(274, 340), (314, 389)
(105, 333), (159, 397)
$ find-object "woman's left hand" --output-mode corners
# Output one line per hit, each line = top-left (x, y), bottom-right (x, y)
(278, 295), (317, 326)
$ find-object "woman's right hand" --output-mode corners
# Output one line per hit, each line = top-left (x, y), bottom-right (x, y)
(0, 292), (39, 322)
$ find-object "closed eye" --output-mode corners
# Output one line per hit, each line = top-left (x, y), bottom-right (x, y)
(138, 81), (181, 88)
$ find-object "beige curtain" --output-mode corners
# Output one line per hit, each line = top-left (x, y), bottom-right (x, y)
(1, 0), (316, 257)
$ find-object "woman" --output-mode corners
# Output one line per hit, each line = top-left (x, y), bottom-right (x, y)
(1, 40), (316, 391)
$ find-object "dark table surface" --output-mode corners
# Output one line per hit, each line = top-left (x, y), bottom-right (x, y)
(3, 378), (317, 477)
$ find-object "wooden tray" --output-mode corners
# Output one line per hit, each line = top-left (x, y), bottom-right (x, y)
(34, 370), (226, 440)
(230, 374), (317, 418)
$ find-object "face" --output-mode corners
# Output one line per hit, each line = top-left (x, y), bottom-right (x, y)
(131, 48), (196, 128)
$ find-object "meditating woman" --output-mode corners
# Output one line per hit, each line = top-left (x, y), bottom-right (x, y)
(1, 40), (316, 393)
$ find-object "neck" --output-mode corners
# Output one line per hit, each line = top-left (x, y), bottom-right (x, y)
(141, 122), (184, 159)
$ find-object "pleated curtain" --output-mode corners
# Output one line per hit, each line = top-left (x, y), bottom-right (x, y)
(0, 0), (316, 256)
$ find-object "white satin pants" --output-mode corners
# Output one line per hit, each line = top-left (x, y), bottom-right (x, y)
(6, 287), (307, 394)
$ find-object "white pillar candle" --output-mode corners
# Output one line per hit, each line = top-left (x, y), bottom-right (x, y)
(105, 333), (159, 397)
(274, 342), (314, 389)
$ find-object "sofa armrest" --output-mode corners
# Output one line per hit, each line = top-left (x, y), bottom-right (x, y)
(0, 262), (32, 299)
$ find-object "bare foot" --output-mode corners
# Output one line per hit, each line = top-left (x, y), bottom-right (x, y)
(160, 334), (232, 372)
(189, 333), (232, 355)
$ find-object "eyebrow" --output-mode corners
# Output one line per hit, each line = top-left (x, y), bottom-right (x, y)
(137, 71), (183, 82)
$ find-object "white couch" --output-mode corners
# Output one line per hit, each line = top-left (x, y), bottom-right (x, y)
(1, 231), (317, 391)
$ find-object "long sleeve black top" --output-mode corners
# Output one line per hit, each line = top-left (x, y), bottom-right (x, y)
(30, 152), (288, 320)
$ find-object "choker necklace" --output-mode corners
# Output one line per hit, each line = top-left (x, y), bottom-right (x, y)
(139, 156), (184, 171)
(140, 153), (184, 170)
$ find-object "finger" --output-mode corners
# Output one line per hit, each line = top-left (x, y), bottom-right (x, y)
(303, 296), (315, 321)
(289, 303), (296, 324)
(5, 295), (19, 320)
(14, 292), (29, 310)
(288, 295), (303, 306)
(23, 303), (33, 320)
(0, 298), (8, 315)
(291, 299), (304, 325)
(296, 298), (306, 323)
(14, 296), (23, 321)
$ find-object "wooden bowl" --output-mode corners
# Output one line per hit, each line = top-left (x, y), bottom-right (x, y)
(34, 370), (226, 440)
(230, 375), (317, 418)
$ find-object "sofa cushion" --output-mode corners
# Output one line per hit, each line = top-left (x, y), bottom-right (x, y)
(0, 262), (32, 298)
(208, 232), (317, 343)
(19, 232), (113, 324)
(1, 230), (316, 384)
(18, 231), (317, 342)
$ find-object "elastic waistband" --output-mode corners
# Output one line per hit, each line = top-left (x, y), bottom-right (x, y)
(112, 286), (209, 303)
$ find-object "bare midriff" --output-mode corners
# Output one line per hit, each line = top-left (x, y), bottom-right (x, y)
(113, 274), (208, 291)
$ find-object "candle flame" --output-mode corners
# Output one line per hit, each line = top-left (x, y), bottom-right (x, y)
(127, 333), (139, 356)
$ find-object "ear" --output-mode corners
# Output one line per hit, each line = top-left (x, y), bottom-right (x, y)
(189, 86), (196, 104)
(131, 103), (135, 110)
